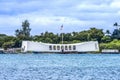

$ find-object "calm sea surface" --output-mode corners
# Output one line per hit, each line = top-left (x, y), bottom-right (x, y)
(0, 53), (120, 80)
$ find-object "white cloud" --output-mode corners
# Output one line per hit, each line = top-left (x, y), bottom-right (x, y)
(111, 0), (120, 8)
(0, 0), (120, 35)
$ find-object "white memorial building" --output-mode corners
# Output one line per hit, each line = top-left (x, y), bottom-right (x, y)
(21, 41), (99, 53)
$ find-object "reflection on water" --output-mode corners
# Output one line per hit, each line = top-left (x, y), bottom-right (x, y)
(0, 53), (120, 80)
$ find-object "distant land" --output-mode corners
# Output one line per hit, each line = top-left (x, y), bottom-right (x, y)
(0, 20), (120, 53)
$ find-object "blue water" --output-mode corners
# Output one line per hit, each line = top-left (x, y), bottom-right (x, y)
(0, 53), (120, 80)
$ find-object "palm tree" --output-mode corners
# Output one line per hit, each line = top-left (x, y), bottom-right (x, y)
(15, 29), (20, 37)
(105, 30), (111, 35)
(114, 22), (118, 26)
(15, 20), (31, 40)
(114, 22), (120, 29)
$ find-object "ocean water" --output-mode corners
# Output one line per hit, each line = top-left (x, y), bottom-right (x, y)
(0, 53), (120, 80)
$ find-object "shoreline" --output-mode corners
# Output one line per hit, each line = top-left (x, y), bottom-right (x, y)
(0, 51), (120, 54)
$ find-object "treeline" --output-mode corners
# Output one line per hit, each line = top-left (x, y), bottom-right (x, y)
(33, 28), (104, 43)
(0, 20), (120, 50)
(0, 28), (105, 49)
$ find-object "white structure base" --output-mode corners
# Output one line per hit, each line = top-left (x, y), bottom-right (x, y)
(102, 49), (119, 53)
(21, 41), (99, 53)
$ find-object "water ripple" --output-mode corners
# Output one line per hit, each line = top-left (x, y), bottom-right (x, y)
(0, 54), (120, 80)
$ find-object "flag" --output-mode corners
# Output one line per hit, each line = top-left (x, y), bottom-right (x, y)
(60, 25), (63, 30)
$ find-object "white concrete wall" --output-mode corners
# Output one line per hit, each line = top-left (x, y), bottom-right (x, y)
(21, 41), (28, 52)
(21, 41), (99, 52)
(102, 49), (119, 52)
(76, 41), (99, 52)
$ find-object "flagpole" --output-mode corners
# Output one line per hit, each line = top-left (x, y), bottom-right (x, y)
(61, 25), (63, 44)
(61, 25), (64, 52)
(62, 32), (63, 44)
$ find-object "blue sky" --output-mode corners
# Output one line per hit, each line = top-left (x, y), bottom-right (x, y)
(0, 0), (120, 35)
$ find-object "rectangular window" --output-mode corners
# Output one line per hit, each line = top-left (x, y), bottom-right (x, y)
(65, 46), (68, 50)
(73, 45), (76, 50)
(57, 46), (60, 50)
(53, 46), (56, 50)
(69, 46), (71, 50)
(49, 46), (52, 50)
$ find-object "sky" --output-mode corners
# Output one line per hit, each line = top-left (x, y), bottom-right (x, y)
(0, 0), (120, 35)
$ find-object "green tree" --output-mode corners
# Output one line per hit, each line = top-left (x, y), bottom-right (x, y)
(114, 22), (118, 26)
(77, 31), (89, 41)
(44, 37), (52, 43)
(0, 34), (7, 47)
(15, 20), (31, 40)
(72, 40), (81, 43)
(105, 30), (111, 35)
(100, 39), (120, 50)
(2, 41), (15, 50)
(101, 35), (112, 43)
(112, 22), (120, 39)
(88, 28), (104, 42)
(112, 29), (120, 39)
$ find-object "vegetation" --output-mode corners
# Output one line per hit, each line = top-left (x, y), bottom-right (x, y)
(15, 20), (31, 40)
(100, 39), (120, 51)
(0, 20), (31, 49)
(0, 20), (120, 51)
